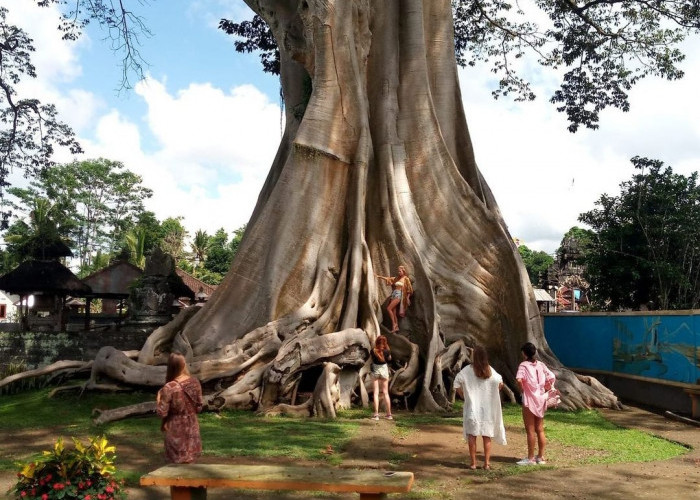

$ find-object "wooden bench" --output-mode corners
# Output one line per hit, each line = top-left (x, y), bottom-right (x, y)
(140, 463), (414, 499)
(684, 387), (700, 418)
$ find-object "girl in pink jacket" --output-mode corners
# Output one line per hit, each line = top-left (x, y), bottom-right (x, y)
(516, 342), (555, 465)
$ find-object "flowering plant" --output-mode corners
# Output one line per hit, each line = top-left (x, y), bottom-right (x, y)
(11, 436), (126, 500)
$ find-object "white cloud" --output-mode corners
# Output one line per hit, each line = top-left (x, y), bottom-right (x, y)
(461, 39), (700, 254)
(77, 78), (280, 236)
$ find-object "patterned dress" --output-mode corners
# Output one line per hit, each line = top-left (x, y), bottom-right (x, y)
(156, 376), (203, 463)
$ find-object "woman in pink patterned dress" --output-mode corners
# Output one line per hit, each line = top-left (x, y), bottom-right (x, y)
(156, 352), (203, 464)
(515, 342), (555, 466)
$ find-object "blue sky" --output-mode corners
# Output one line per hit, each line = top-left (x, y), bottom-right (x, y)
(3, 0), (700, 253)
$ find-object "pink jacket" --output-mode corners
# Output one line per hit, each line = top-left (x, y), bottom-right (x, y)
(516, 360), (555, 418)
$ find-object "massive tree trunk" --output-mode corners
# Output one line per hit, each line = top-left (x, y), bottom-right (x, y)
(86, 0), (618, 414)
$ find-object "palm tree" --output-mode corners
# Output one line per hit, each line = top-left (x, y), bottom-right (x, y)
(4, 198), (72, 260)
(124, 227), (147, 268)
(190, 229), (209, 277)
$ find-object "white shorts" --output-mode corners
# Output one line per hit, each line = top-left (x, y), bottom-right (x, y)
(370, 363), (389, 380)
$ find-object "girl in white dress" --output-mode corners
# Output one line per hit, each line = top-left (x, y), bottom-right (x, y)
(454, 346), (507, 469)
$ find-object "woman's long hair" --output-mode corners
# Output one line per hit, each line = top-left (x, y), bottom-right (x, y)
(521, 342), (537, 362)
(166, 352), (189, 383)
(373, 335), (390, 363)
(471, 346), (492, 379)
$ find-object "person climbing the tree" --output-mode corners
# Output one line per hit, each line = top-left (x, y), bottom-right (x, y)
(516, 342), (556, 466)
(370, 335), (393, 420)
(454, 345), (506, 470)
(157, 352), (204, 464)
(377, 265), (413, 333)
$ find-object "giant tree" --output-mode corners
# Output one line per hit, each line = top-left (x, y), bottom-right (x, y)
(9, 1), (700, 416)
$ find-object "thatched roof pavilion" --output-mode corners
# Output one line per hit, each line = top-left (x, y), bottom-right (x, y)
(0, 260), (90, 332)
(0, 260), (90, 296)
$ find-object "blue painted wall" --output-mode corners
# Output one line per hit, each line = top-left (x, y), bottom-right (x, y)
(544, 313), (700, 385)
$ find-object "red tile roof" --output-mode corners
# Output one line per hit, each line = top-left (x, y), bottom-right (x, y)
(175, 268), (217, 296)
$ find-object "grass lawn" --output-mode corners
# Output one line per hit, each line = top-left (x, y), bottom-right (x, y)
(393, 403), (686, 469)
(0, 389), (690, 496)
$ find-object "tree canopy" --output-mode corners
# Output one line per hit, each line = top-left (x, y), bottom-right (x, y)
(223, 0), (700, 132)
(5, 158), (152, 272)
(580, 157), (700, 310)
(0, 6), (81, 228)
(180, 225), (247, 285)
(517, 243), (553, 287)
(2, 197), (71, 261)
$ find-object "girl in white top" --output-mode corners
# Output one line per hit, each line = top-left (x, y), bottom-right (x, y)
(454, 346), (507, 470)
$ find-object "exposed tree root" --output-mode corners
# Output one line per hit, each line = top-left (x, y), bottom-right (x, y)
(0, 360), (92, 390)
(138, 305), (203, 364)
(265, 362), (342, 418)
(92, 401), (157, 425)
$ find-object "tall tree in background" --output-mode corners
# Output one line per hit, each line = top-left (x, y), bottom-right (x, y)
(3, 197), (71, 260)
(130, 210), (166, 256)
(182, 225), (247, 284)
(517, 243), (554, 287)
(203, 228), (234, 277)
(580, 157), (700, 311)
(229, 224), (246, 256)
(191, 230), (209, 268)
(159, 217), (188, 263)
(11, 1), (700, 416)
(6, 158), (152, 272)
(0, 6), (81, 228)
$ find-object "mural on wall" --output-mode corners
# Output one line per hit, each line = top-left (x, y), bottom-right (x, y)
(612, 316), (699, 384)
(544, 313), (700, 385)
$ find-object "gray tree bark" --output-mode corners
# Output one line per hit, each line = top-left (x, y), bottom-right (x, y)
(85, 0), (618, 414)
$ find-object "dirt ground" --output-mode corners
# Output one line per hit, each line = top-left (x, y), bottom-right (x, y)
(1, 404), (698, 499)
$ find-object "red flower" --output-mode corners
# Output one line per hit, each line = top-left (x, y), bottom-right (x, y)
(79, 482), (85, 489)
(46, 474), (52, 481)
(41, 494), (49, 500)
(98, 494), (107, 500)
(86, 480), (92, 487)
(105, 486), (114, 494)
(84, 496), (92, 500)
(19, 491), (26, 498)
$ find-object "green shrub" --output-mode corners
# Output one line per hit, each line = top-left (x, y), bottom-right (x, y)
(11, 436), (126, 499)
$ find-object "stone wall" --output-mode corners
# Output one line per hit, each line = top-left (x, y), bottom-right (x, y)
(0, 329), (152, 371)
